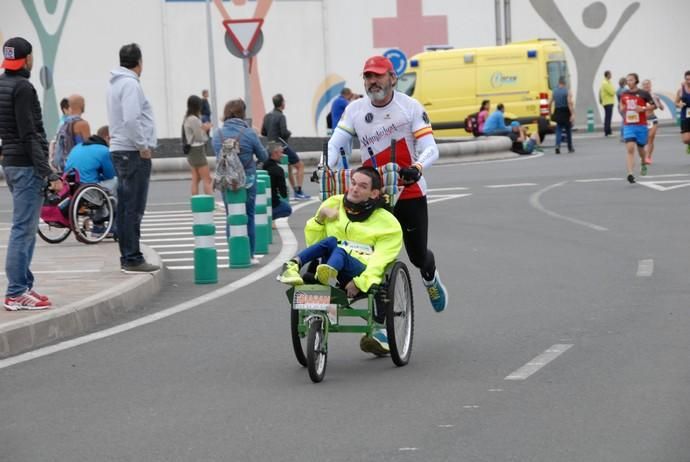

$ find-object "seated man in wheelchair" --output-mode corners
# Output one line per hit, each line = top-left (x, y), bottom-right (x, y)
(64, 125), (118, 237)
(278, 166), (402, 355)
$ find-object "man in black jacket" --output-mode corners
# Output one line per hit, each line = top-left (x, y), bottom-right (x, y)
(264, 141), (292, 220)
(0, 37), (62, 311)
(261, 93), (310, 200)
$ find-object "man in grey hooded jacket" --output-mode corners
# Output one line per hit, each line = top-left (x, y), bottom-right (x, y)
(106, 43), (159, 273)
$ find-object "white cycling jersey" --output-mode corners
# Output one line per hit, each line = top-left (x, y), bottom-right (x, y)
(328, 91), (439, 199)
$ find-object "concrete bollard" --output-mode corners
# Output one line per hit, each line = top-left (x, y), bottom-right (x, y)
(254, 178), (269, 255)
(587, 108), (594, 133)
(191, 195), (217, 284)
(257, 170), (273, 244)
(225, 188), (251, 268)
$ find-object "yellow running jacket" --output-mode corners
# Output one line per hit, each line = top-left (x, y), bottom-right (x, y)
(304, 194), (403, 293)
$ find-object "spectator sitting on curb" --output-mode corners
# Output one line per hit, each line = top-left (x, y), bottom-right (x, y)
(263, 141), (292, 221)
(261, 93), (311, 200)
(1, 36), (63, 310)
(482, 103), (514, 138)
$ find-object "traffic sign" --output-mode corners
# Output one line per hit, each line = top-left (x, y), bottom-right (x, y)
(223, 18), (264, 57)
(383, 48), (408, 76)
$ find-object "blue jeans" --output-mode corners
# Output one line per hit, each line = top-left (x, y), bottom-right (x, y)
(111, 151), (151, 266)
(555, 123), (573, 150)
(223, 181), (257, 256)
(297, 237), (365, 281)
(272, 199), (292, 219)
(4, 166), (44, 297)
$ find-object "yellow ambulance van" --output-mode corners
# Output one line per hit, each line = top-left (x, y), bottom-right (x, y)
(396, 39), (569, 137)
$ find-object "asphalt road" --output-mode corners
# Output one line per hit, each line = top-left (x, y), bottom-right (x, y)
(2, 132), (690, 462)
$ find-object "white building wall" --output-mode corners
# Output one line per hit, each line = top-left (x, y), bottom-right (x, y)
(1, 0), (687, 140)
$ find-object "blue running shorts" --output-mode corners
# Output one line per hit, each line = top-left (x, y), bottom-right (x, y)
(623, 124), (648, 146)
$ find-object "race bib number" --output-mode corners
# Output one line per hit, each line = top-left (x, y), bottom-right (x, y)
(293, 285), (338, 324)
(625, 111), (640, 124)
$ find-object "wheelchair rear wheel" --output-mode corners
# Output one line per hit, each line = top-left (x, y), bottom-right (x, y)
(385, 261), (414, 367)
(69, 185), (114, 244)
(307, 318), (327, 383)
(290, 309), (308, 367)
(37, 218), (71, 244)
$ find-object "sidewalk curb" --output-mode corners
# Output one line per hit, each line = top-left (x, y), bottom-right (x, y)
(0, 245), (167, 359)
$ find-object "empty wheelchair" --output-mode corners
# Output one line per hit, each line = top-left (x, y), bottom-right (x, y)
(38, 169), (116, 245)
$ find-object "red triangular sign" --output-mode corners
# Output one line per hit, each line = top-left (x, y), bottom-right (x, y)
(223, 19), (263, 56)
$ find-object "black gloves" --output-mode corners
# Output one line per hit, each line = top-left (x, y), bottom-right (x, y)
(399, 165), (422, 184)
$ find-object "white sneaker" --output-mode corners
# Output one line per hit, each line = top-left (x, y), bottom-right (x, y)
(250, 257), (260, 265)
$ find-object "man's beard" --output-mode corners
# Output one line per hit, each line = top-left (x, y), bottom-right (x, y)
(366, 84), (390, 103)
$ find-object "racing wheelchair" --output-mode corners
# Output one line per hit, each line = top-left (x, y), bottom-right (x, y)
(287, 139), (414, 383)
(37, 169), (116, 245)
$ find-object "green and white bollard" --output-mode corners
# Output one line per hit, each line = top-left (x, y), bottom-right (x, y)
(254, 178), (269, 255)
(225, 188), (251, 268)
(191, 195), (217, 284)
(587, 108), (594, 133)
(257, 170), (273, 244)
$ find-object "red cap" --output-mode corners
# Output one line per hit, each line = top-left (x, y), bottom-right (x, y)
(362, 55), (394, 75)
(2, 37), (32, 71)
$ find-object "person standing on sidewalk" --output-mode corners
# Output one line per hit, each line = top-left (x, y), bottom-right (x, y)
(106, 43), (159, 274)
(0, 37), (62, 310)
(550, 76), (574, 154)
(599, 70), (616, 137)
(620, 72), (655, 183)
(261, 93), (310, 200)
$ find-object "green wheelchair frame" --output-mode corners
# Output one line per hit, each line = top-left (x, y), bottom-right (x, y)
(286, 260), (414, 383)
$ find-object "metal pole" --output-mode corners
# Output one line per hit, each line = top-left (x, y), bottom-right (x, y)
(495, 0), (503, 45)
(504, 0), (512, 44)
(205, 0), (219, 126)
(243, 58), (252, 124)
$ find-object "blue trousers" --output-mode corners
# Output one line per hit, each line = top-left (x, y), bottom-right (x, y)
(4, 167), (44, 296)
(297, 237), (365, 281)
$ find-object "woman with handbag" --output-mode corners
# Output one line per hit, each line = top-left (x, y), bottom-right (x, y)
(182, 95), (213, 194)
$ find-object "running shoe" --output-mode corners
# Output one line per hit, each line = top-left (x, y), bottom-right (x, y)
(627, 174), (636, 184)
(277, 260), (303, 285)
(4, 292), (52, 311)
(294, 191), (311, 201)
(360, 328), (390, 356)
(641, 164), (648, 176)
(28, 289), (51, 304)
(555, 148), (561, 154)
(315, 264), (338, 287)
(423, 270), (449, 312)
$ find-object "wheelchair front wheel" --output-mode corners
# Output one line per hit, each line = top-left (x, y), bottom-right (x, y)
(290, 309), (308, 367)
(69, 185), (114, 244)
(385, 261), (414, 367)
(37, 218), (72, 244)
(306, 318), (327, 383)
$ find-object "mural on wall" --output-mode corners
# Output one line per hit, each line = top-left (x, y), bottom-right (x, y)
(311, 0), (450, 133)
(22, 0), (74, 138)
(529, 0), (640, 124)
(213, 0), (272, 129)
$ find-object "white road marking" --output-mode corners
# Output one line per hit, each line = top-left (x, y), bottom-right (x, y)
(426, 193), (472, 204)
(427, 187), (470, 192)
(505, 344), (573, 381)
(637, 259), (654, 277)
(0, 201), (317, 371)
(530, 182), (608, 232)
(637, 180), (690, 192)
(575, 178), (622, 183)
(398, 448), (419, 452)
(485, 183), (538, 189)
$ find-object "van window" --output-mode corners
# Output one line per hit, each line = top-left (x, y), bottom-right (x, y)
(397, 73), (416, 96)
(547, 61), (568, 90)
